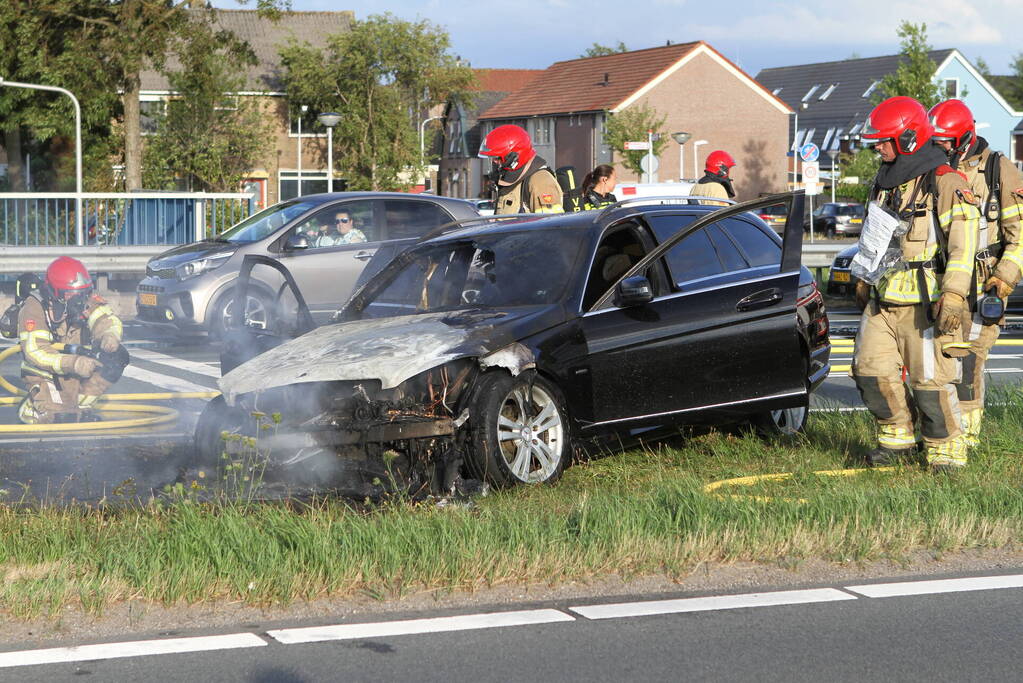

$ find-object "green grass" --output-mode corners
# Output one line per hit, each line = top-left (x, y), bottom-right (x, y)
(2, 388), (1023, 619)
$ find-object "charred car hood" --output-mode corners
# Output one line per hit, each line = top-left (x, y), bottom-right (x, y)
(218, 306), (563, 402)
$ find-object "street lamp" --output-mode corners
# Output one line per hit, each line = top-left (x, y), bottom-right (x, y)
(296, 104), (308, 197)
(671, 131), (691, 182)
(317, 112), (341, 193)
(0, 77), (83, 245)
(692, 139), (708, 179)
(419, 115), (444, 185)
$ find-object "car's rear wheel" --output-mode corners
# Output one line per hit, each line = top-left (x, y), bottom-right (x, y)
(466, 371), (570, 487)
(756, 404), (808, 436)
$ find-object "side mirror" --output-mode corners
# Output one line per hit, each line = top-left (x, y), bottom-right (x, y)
(285, 233), (309, 251)
(615, 275), (653, 307)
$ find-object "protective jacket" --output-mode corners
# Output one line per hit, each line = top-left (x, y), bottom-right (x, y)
(692, 175), (732, 205)
(495, 156), (565, 215)
(18, 291), (122, 380)
(958, 138), (1023, 287)
(872, 168), (980, 304)
(583, 190), (617, 210)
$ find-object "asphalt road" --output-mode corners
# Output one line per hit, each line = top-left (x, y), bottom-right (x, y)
(2, 570), (1023, 681)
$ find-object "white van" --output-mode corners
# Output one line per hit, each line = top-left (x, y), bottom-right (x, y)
(615, 181), (697, 199)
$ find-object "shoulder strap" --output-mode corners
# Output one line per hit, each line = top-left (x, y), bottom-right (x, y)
(984, 151), (1002, 224)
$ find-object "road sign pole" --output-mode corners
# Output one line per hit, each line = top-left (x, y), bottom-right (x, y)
(646, 130), (653, 184)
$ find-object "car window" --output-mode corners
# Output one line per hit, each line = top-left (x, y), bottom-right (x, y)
(720, 219), (781, 267)
(583, 224), (653, 310)
(836, 204), (864, 216)
(707, 225), (748, 271)
(289, 200), (378, 248)
(384, 200), (456, 240)
(219, 199), (320, 243)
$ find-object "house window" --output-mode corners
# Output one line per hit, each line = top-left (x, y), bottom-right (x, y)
(447, 119), (462, 156)
(140, 98), (167, 135)
(289, 111), (326, 137)
(862, 80), (880, 98)
(534, 117), (552, 145)
(278, 170), (330, 201)
(944, 78), (960, 98)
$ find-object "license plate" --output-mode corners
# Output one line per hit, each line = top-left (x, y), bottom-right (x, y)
(833, 271), (850, 283)
(139, 293), (158, 306)
(850, 218), (862, 224)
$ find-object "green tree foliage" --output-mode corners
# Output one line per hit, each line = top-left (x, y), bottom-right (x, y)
(582, 42), (628, 58)
(279, 13), (474, 191)
(603, 105), (667, 179)
(997, 53), (1023, 110)
(876, 21), (943, 108)
(142, 18), (271, 192)
(837, 147), (881, 203)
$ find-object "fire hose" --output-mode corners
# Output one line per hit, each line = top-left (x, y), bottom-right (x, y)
(0, 344), (219, 434)
(703, 466), (897, 504)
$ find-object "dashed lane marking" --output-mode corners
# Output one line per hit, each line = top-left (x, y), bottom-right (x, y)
(121, 366), (214, 394)
(568, 588), (855, 620)
(846, 574), (1023, 598)
(0, 633), (267, 669)
(266, 609), (575, 645)
(129, 348), (222, 378)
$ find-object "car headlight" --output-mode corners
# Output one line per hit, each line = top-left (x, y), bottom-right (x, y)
(175, 252), (234, 280)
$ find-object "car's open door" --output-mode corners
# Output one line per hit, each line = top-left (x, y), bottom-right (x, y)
(219, 255), (316, 375)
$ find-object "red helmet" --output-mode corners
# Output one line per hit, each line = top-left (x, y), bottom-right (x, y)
(704, 150), (736, 176)
(861, 96), (933, 155)
(478, 124), (535, 171)
(44, 256), (93, 302)
(929, 99), (975, 154)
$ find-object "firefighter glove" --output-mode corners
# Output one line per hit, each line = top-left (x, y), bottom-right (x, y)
(984, 275), (1014, 299)
(97, 334), (120, 353)
(934, 292), (965, 335)
(855, 280), (871, 312)
(71, 355), (102, 378)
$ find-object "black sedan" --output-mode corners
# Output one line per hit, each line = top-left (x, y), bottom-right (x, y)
(199, 193), (830, 494)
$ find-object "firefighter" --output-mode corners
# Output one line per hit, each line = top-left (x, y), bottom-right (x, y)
(693, 150), (737, 205)
(17, 256), (128, 424)
(852, 96), (981, 472)
(581, 164), (618, 210)
(929, 98), (1023, 448)
(478, 124), (564, 214)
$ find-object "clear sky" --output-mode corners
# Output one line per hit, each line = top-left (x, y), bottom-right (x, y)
(218, 0), (1022, 76)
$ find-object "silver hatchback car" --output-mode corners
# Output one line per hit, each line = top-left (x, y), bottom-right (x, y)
(136, 192), (480, 335)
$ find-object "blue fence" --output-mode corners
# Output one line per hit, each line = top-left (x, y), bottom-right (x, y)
(0, 192), (254, 246)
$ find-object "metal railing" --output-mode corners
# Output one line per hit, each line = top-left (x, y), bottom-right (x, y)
(0, 192), (254, 247)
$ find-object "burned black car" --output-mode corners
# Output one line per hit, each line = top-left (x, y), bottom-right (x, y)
(197, 192), (830, 495)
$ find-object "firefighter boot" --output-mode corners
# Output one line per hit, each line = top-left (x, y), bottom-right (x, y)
(926, 436), (969, 473)
(866, 446), (916, 467)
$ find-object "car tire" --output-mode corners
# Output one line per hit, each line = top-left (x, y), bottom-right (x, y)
(755, 403), (808, 437)
(465, 371), (570, 487)
(209, 288), (274, 339)
(193, 395), (251, 471)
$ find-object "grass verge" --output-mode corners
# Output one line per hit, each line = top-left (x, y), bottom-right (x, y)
(2, 388), (1023, 619)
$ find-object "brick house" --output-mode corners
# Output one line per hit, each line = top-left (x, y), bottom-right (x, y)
(474, 42), (792, 200)
(437, 69), (542, 199)
(140, 9), (353, 208)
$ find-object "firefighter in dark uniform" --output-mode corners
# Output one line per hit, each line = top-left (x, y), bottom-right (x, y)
(17, 256), (129, 423)
(929, 98), (1023, 448)
(852, 96), (981, 471)
(478, 124), (564, 214)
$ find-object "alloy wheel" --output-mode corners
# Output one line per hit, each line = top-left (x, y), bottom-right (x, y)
(495, 384), (565, 483)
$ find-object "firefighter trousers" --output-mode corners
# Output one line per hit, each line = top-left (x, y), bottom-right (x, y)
(852, 301), (967, 462)
(18, 373), (112, 424)
(957, 311), (1001, 447)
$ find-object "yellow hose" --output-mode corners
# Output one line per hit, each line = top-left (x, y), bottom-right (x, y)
(0, 344), (218, 433)
(704, 466), (897, 504)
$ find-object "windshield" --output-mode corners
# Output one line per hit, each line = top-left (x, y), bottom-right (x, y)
(218, 199), (321, 243)
(358, 231), (583, 318)
(835, 204), (865, 216)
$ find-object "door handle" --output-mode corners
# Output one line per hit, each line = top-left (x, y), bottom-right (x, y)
(353, 251), (374, 261)
(736, 287), (783, 312)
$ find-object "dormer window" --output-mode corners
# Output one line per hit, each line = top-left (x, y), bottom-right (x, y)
(801, 84), (821, 102)
(818, 83), (838, 101)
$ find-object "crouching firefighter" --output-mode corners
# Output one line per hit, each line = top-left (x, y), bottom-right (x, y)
(929, 98), (1023, 449)
(17, 256), (129, 424)
(851, 96), (981, 472)
(478, 124), (564, 215)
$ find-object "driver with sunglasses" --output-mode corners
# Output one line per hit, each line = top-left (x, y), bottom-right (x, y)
(321, 210), (366, 246)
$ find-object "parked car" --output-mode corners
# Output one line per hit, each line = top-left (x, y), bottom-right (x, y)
(806, 202), (865, 238)
(197, 192), (830, 495)
(469, 198), (496, 216)
(757, 203), (788, 234)
(135, 192), (480, 335)
(827, 243), (1023, 310)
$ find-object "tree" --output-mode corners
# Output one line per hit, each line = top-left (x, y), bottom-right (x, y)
(279, 13), (474, 191)
(875, 21), (943, 108)
(603, 105), (667, 180)
(997, 53), (1023, 111)
(142, 16), (271, 192)
(581, 42), (628, 58)
(837, 147), (881, 203)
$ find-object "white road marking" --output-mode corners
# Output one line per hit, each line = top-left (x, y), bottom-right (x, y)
(0, 633), (267, 668)
(846, 574), (1023, 598)
(568, 588), (855, 620)
(121, 366), (214, 393)
(130, 348), (222, 378)
(266, 609), (575, 645)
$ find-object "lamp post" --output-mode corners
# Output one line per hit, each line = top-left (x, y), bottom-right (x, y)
(296, 104), (308, 197)
(0, 77), (83, 245)
(692, 139), (708, 179)
(671, 131), (691, 182)
(317, 112), (341, 193)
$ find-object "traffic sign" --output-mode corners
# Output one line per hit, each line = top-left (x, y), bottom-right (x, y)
(624, 141), (650, 150)
(799, 143), (820, 162)
(640, 153), (659, 174)
(803, 160), (821, 195)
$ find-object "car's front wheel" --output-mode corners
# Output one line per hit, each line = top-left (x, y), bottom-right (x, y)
(756, 404), (808, 436)
(209, 288), (274, 338)
(466, 371), (570, 487)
